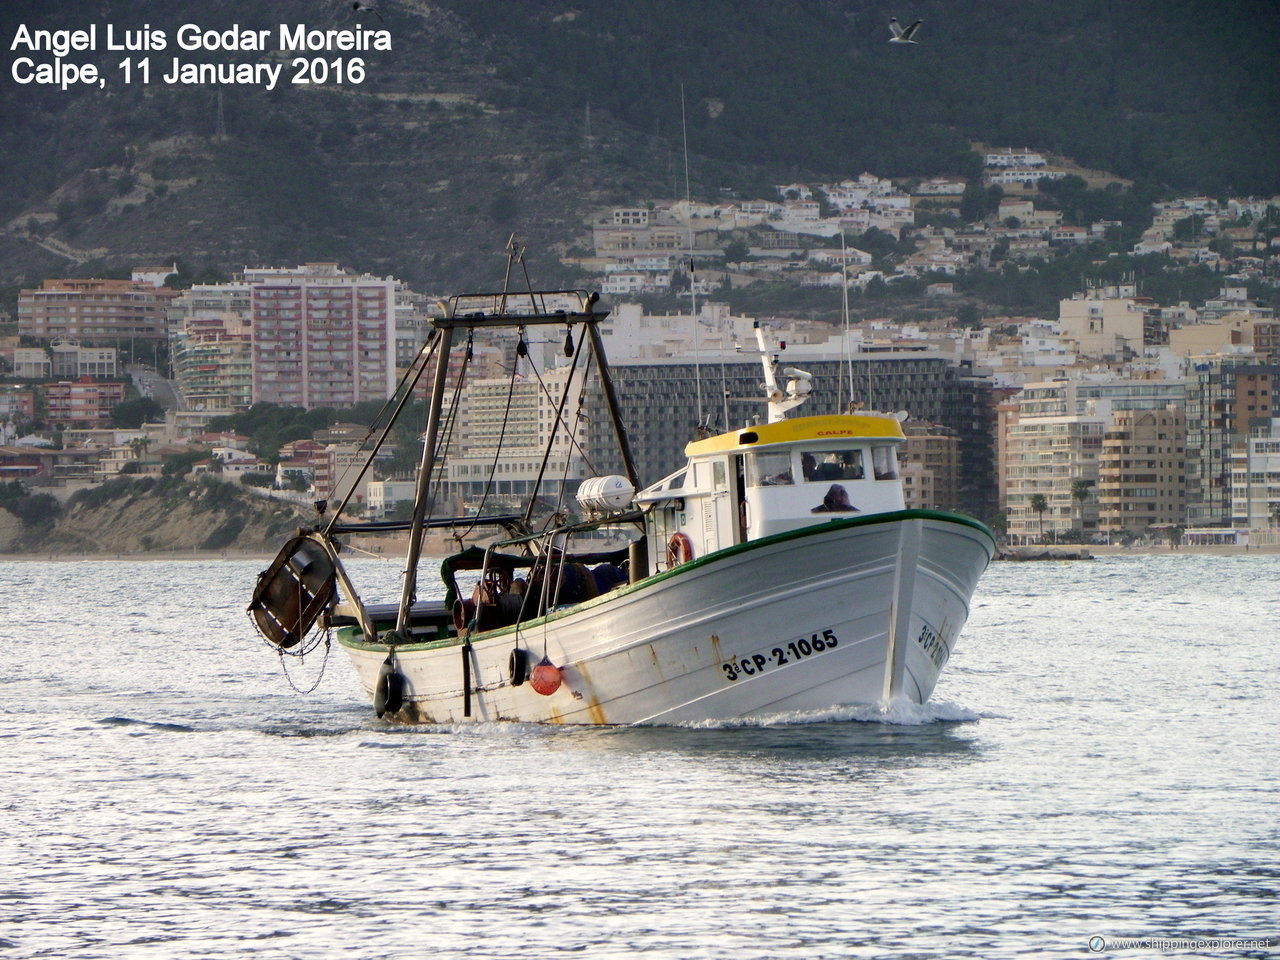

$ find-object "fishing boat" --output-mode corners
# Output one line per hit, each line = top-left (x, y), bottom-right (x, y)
(249, 249), (995, 725)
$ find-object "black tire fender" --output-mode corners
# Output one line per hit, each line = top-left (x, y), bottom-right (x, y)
(374, 653), (404, 717)
(509, 647), (529, 687)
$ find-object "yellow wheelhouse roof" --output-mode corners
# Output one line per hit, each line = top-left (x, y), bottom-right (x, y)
(685, 413), (906, 457)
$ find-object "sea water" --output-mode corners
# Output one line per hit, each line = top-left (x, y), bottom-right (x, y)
(0, 554), (1276, 959)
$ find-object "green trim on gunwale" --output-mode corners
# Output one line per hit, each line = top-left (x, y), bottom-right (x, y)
(336, 508), (996, 653)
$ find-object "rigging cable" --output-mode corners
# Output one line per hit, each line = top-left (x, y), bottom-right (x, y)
(455, 328), (524, 541)
(421, 328), (474, 531)
(553, 380), (594, 522)
(322, 328), (441, 536)
(521, 324), (588, 528)
(529, 345), (599, 480)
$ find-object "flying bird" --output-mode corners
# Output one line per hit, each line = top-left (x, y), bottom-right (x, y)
(352, 2), (385, 22)
(888, 18), (922, 43)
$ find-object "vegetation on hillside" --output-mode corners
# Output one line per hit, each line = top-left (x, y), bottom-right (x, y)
(0, 473), (309, 554)
(207, 401), (424, 471)
(0, 0), (1274, 302)
(435, 0), (1279, 196)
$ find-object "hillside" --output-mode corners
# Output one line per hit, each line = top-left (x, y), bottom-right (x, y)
(0, 0), (1276, 296)
(0, 477), (312, 555)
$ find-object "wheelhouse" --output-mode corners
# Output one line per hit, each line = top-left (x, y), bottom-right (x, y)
(635, 413), (907, 570)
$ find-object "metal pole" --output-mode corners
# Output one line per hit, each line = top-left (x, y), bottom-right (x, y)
(395, 323), (454, 636)
(585, 319), (639, 488)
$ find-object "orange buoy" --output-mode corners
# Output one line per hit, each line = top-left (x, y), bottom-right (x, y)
(529, 656), (562, 696)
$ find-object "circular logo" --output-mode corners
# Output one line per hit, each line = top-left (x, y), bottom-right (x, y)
(1088, 936), (1105, 953)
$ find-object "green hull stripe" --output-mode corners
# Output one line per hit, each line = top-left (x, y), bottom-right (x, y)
(337, 509), (995, 653)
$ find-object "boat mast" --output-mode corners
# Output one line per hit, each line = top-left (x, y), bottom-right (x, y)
(840, 231), (854, 411)
(680, 83), (706, 435)
(585, 309), (639, 488)
(394, 322), (455, 637)
(752, 323), (811, 423)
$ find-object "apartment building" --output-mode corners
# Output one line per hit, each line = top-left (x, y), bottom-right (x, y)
(313, 439), (395, 509)
(446, 364), (590, 511)
(43, 378), (127, 428)
(1198, 285), (1273, 322)
(592, 221), (696, 257)
(48, 341), (119, 379)
(1003, 378), (1186, 541)
(244, 264), (398, 410)
(1097, 406), (1187, 537)
(1057, 284), (1148, 360)
(18, 278), (172, 344)
(1185, 356), (1279, 527)
(0, 389), (36, 433)
(11, 347), (51, 379)
(1005, 411), (1105, 542)
(169, 284), (254, 413)
(984, 149), (1047, 168)
(366, 479), (420, 519)
(899, 421), (961, 512)
(1230, 419), (1280, 529)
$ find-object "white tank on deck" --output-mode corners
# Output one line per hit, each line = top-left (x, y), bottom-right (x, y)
(576, 475), (636, 514)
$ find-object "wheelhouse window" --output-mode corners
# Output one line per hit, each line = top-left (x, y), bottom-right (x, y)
(747, 450), (794, 486)
(871, 444), (899, 480)
(800, 448), (864, 482)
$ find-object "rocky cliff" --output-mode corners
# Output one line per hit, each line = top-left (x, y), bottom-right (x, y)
(0, 478), (312, 556)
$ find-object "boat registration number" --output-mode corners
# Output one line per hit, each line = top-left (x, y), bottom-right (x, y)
(721, 629), (839, 682)
(916, 623), (949, 669)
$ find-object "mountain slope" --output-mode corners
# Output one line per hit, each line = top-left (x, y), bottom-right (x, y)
(0, 0), (1275, 294)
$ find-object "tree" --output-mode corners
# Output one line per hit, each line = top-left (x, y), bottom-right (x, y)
(1071, 479), (1092, 535)
(387, 499), (416, 522)
(1172, 216), (1201, 242)
(11, 493), (60, 528)
(961, 183), (1003, 223)
(988, 512), (1009, 543)
(113, 397), (164, 429)
(162, 450), (206, 478)
(955, 302), (981, 328)
(1029, 494), (1048, 542)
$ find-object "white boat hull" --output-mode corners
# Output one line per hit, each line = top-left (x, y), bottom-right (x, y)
(337, 511), (994, 725)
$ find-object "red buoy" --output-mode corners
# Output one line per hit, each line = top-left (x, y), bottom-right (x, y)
(529, 657), (562, 696)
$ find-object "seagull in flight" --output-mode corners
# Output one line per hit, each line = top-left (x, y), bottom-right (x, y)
(352, 1), (385, 22)
(889, 18), (922, 43)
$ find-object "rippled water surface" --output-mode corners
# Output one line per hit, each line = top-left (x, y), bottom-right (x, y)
(2, 554), (1276, 958)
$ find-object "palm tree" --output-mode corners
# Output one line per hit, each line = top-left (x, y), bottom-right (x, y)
(1071, 479), (1092, 537)
(1029, 494), (1048, 543)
